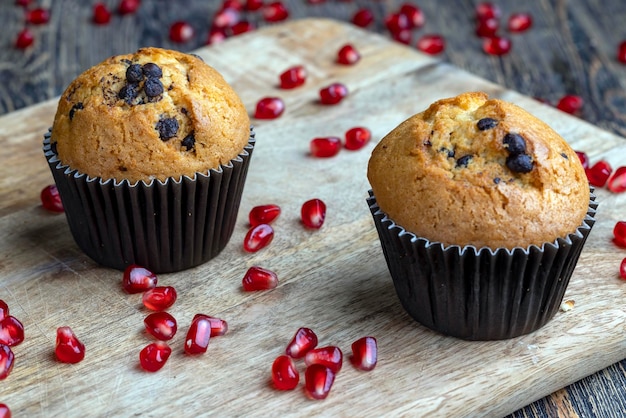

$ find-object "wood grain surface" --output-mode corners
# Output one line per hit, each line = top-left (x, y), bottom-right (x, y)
(1, 18), (625, 417)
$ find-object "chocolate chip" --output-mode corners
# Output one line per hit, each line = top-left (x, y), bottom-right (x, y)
(69, 102), (84, 120)
(181, 132), (195, 151)
(477, 118), (498, 130)
(561, 152), (568, 159)
(456, 155), (472, 167)
(493, 177), (501, 184)
(506, 153), (534, 173)
(144, 78), (164, 97)
(126, 64), (144, 83)
(142, 63), (162, 79)
(118, 83), (138, 104)
(423, 140), (432, 146)
(181, 108), (188, 115)
(120, 59), (132, 65)
(503, 133), (526, 155)
(156, 117), (179, 140)
(440, 147), (455, 158)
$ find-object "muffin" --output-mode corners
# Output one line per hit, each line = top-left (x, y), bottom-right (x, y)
(43, 47), (255, 273)
(367, 92), (596, 340)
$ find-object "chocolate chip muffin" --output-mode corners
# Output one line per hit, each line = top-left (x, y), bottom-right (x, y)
(366, 92), (596, 340)
(44, 48), (255, 273)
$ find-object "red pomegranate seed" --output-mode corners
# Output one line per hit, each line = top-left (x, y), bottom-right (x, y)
(483, 36), (512, 55)
(122, 264), (157, 294)
(0, 403), (10, 418)
(0, 344), (14, 380)
(55, 326), (85, 364)
(392, 29), (412, 45)
(231, 21), (255, 35)
(16, 0), (31, 6)
(139, 341), (171, 372)
(508, 13), (533, 32)
(142, 286), (177, 311)
(193, 314), (228, 337)
(384, 12), (410, 34)
(26, 8), (50, 25)
(118, 0), (141, 15)
(476, 18), (499, 37)
(40, 184), (64, 212)
(350, 336), (378, 371)
(144, 312), (177, 341)
(222, 0), (243, 10)
(352, 8), (374, 28)
(344, 126), (371, 150)
(206, 28), (227, 45)
(620, 258), (626, 280)
(305, 346), (343, 373)
(272, 355), (299, 390)
(617, 41), (626, 64)
(242, 266), (279, 291)
(15, 28), (34, 49)
(301, 198), (326, 229)
(556, 94), (584, 115)
(169, 21), (194, 43)
(417, 34), (445, 54)
(399, 3), (425, 29)
(213, 7), (240, 29)
(279, 65), (307, 89)
(243, 223), (274, 252)
(613, 221), (626, 247)
(245, 0), (264, 11)
(475, 2), (501, 20)
(608, 166), (626, 193)
(286, 327), (318, 358)
(575, 150), (590, 169)
(263, 2), (289, 22)
(319, 83), (348, 105)
(304, 364), (335, 400)
(184, 315), (211, 355)
(337, 44), (360, 65)
(254, 97), (285, 119)
(585, 160), (612, 187)
(0, 316), (24, 347)
(0, 301), (7, 321)
(92, 3), (112, 24)
(310, 137), (341, 158)
(249, 204), (281, 227)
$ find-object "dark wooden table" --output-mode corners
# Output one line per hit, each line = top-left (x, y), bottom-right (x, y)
(1, 1), (625, 417)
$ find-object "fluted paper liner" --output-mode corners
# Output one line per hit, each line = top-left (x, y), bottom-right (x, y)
(367, 189), (597, 340)
(43, 129), (255, 273)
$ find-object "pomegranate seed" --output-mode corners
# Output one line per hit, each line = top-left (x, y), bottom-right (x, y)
(193, 314), (228, 337)
(206, 28), (227, 45)
(245, 0), (264, 11)
(613, 221), (626, 247)
(0, 300), (7, 321)
(344, 126), (371, 150)
(575, 150), (590, 169)
(476, 18), (499, 37)
(337, 44), (360, 65)
(184, 315), (211, 355)
(475, 2), (501, 20)
(556, 94), (584, 115)
(16, 0), (31, 6)
(263, 2), (289, 22)
(122, 264), (157, 293)
(352, 8), (374, 28)
(620, 258), (626, 280)
(0, 404), (10, 418)
(301, 198), (326, 229)
(213, 8), (240, 29)
(617, 41), (626, 64)
(139, 341), (171, 372)
(169, 21), (194, 43)
(144, 312), (177, 341)
(608, 167), (626, 193)
(417, 34), (445, 54)
(221, 0), (243, 10)
(310, 137), (341, 158)
(272, 355), (299, 390)
(319, 83), (348, 105)
(142, 286), (177, 311)
(392, 29), (412, 45)
(350, 336), (378, 371)
(40, 184), (64, 212)
(483, 36), (512, 55)
(118, 0), (141, 15)
(254, 97), (285, 119)
(508, 13), (533, 32)
(0, 344), (15, 380)
(304, 364), (335, 400)
(242, 266), (279, 291)
(14, 28), (34, 49)
(285, 327), (318, 358)
(92, 3), (112, 25)
(399, 3), (425, 29)
(585, 160), (612, 187)
(279, 65), (307, 89)
(243, 223), (274, 252)
(249, 204), (281, 226)
(0, 316), (24, 347)
(305, 346), (343, 373)
(231, 21), (255, 35)
(384, 12), (410, 34)
(26, 8), (50, 25)
(55, 326), (85, 364)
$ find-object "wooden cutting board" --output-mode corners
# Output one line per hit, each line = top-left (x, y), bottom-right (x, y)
(1, 18), (625, 417)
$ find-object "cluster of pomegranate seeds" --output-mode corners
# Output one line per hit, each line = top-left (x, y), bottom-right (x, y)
(319, 83), (349, 105)
(254, 97), (285, 119)
(279, 65), (307, 89)
(0, 403), (10, 418)
(144, 312), (177, 340)
(249, 204), (281, 226)
(416, 34), (445, 55)
(0, 344), (14, 380)
(142, 286), (177, 311)
(556, 94), (584, 115)
(350, 336), (378, 371)
(473, 2), (533, 56)
(301, 198), (326, 229)
(92, 3), (112, 24)
(40, 184), (64, 212)
(344, 127), (372, 150)
(55, 326), (86, 364)
(184, 315), (212, 354)
(139, 341), (172, 372)
(262, 1), (289, 22)
(122, 264), (158, 293)
(337, 44), (361, 65)
(243, 223), (275, 252)
(310, 136), (342, 158)
(242, 266), (279, 291)
(272, 355), (299, 390)
(351, 8), (374, 28)
(169, 21), (195, 43)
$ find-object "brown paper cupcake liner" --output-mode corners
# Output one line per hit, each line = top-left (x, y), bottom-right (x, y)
(367, 189), (597, 340)
(43, 129), (255, 273)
